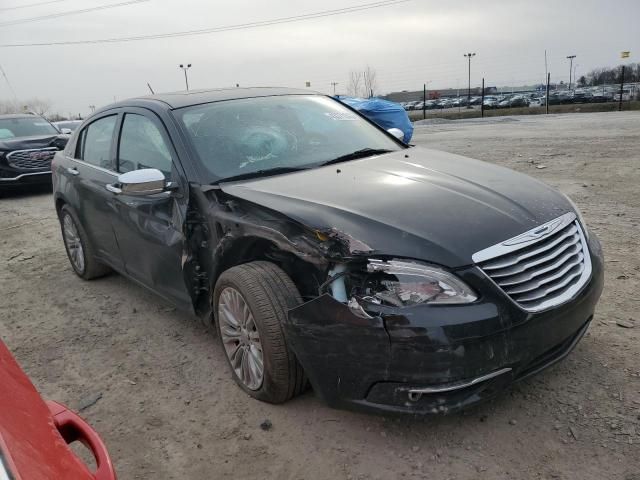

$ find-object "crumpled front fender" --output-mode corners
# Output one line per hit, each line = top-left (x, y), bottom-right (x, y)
(284, 294), (391, 406)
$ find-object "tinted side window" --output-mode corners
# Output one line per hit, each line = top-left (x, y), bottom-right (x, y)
(79, 115), (117, 169)
(118, 114), (172, 178)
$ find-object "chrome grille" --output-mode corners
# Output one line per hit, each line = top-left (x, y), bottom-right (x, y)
(473, 212), (592, 312)
(6, 148), (57, 170)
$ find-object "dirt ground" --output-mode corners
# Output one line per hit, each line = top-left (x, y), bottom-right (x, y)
(1, 111), (638, 480)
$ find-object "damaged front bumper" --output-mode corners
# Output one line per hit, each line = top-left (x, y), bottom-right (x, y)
(283, 239), (604, 415)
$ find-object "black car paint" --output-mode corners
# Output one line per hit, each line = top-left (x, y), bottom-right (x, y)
(0, 134), (68, 187)
(218, 148), (574, 268)
(285, 233), (602, 414)
(54, 107), (193, 310)
(52, 88), (604, 415)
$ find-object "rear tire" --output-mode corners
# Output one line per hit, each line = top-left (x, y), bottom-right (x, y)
(213, 261), (306, 404)
(59, 205), (111, 280)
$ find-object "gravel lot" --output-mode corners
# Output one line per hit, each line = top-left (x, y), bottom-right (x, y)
(1, 111), (638, 480)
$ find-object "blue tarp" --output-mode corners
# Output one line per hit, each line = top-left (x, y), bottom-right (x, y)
(336, 96), (413, 143)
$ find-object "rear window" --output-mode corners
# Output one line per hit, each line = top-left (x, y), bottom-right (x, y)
(0, 117), (58, 138)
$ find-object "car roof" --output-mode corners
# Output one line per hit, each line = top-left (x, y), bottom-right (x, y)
(123, 86), (319, 109)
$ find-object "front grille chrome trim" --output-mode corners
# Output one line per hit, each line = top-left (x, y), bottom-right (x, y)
(405, 367), (513, 401)
(473, 212), (576, 264)
(473, 212), (592, 312)
(6, 147), (57, 170)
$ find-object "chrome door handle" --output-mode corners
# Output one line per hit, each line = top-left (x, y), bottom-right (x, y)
(105, 183), (122, 194)
(66, 167), (80, 176)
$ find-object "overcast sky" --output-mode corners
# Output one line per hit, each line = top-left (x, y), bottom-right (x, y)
(0, 0), (637, 116)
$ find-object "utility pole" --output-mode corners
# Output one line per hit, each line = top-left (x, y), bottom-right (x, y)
(464, 52), (476, 107)
(544, 49), (548, 84)
(566, 55), (576, 90)
(331, 82), (339, 95)
(481, 78), (485, 118)
(546, 72), (550, 114)
(88, 105), (95, 113)
(423, 83), (426, 120)
(179, 63), (192, 91)
(619, 65), (626, 111)
(422, 81), (432, 120)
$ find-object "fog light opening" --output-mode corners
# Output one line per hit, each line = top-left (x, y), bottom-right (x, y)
(408, 391), (423, 402)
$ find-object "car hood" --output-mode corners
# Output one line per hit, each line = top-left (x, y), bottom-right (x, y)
(0, 134), (68, 153)
(219, 148), (572, 267)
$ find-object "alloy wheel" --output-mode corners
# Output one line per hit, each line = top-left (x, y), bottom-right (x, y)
(62, 213), (85, 273)
(218, 287), (264, 390)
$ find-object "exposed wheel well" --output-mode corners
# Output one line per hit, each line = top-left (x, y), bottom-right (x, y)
(54, 197), (66, 217)
(214, 237), (324, 302)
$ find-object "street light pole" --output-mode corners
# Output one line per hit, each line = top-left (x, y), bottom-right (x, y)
(566, 55), (576, 90)
(464, 52), (476, 107)
(179, 63), (192, 91)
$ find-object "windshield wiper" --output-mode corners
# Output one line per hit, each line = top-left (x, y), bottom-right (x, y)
(214, 166), (310, 184)
(317, 148), (394, 167)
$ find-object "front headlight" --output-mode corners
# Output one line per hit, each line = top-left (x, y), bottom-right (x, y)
(351, 259), (477, 307)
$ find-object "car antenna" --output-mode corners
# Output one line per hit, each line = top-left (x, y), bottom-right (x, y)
(147, 82), (155, 94)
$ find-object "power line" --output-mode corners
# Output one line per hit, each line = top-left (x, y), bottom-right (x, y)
(0, 64), (18, 101)
(0, 0), (72, 12)
(0, 0), (150, 28)
(0, 0), (411, 47)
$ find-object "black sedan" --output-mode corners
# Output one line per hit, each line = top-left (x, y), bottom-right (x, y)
(52, 88), (603, 415)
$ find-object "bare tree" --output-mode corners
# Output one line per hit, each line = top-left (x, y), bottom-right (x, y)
(0, 98), (55, 117)
(26, 98), (52, 116)
(347, 70), (363, 97)
(363, 65), (378, 98)
(0, 100), (20, 114)
(347, 66), (379, 97)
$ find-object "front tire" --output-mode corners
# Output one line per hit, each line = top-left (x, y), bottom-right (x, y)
(59, 205), (110, 280)
(213, 261), (306, 404)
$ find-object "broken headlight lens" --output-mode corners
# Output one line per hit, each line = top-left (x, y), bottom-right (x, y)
(354, 259), (477, 307)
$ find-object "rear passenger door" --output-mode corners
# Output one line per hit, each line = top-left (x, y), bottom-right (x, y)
(108, 109), (192, 310)
(67, 113), (124, 270)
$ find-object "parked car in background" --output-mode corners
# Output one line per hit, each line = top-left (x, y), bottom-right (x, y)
(572, 91), (593, 103)
(404, 101), (420, 111)
(529, 97), (544, 107)
(54, 119), (83, 132)
(0, 339), (116, 480)
(52, 87), (603, 415)
(590, 93), (609, 103)
(482, 96), (500, 109)
(0, 113), (70, 190)
(508, 96), (530, 108)
(613, 90), (631, 102)
(337, 96), (413, 143)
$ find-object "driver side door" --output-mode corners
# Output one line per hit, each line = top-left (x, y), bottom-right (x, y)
(107, 108), (193, 310)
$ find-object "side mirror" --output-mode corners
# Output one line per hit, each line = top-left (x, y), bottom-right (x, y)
(60, 128), (73, 135)
(387, 128), (405, 141)
(106, 168), (167, 196)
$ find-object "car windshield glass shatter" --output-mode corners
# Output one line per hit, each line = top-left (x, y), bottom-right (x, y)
(82, 115), (117, 169)
(0, 117), (58, 137)
(174, 95), (401, 182)
(118, 113), (172, 178)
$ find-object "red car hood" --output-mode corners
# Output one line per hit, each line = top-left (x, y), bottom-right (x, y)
(0, 341), (115, 480)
